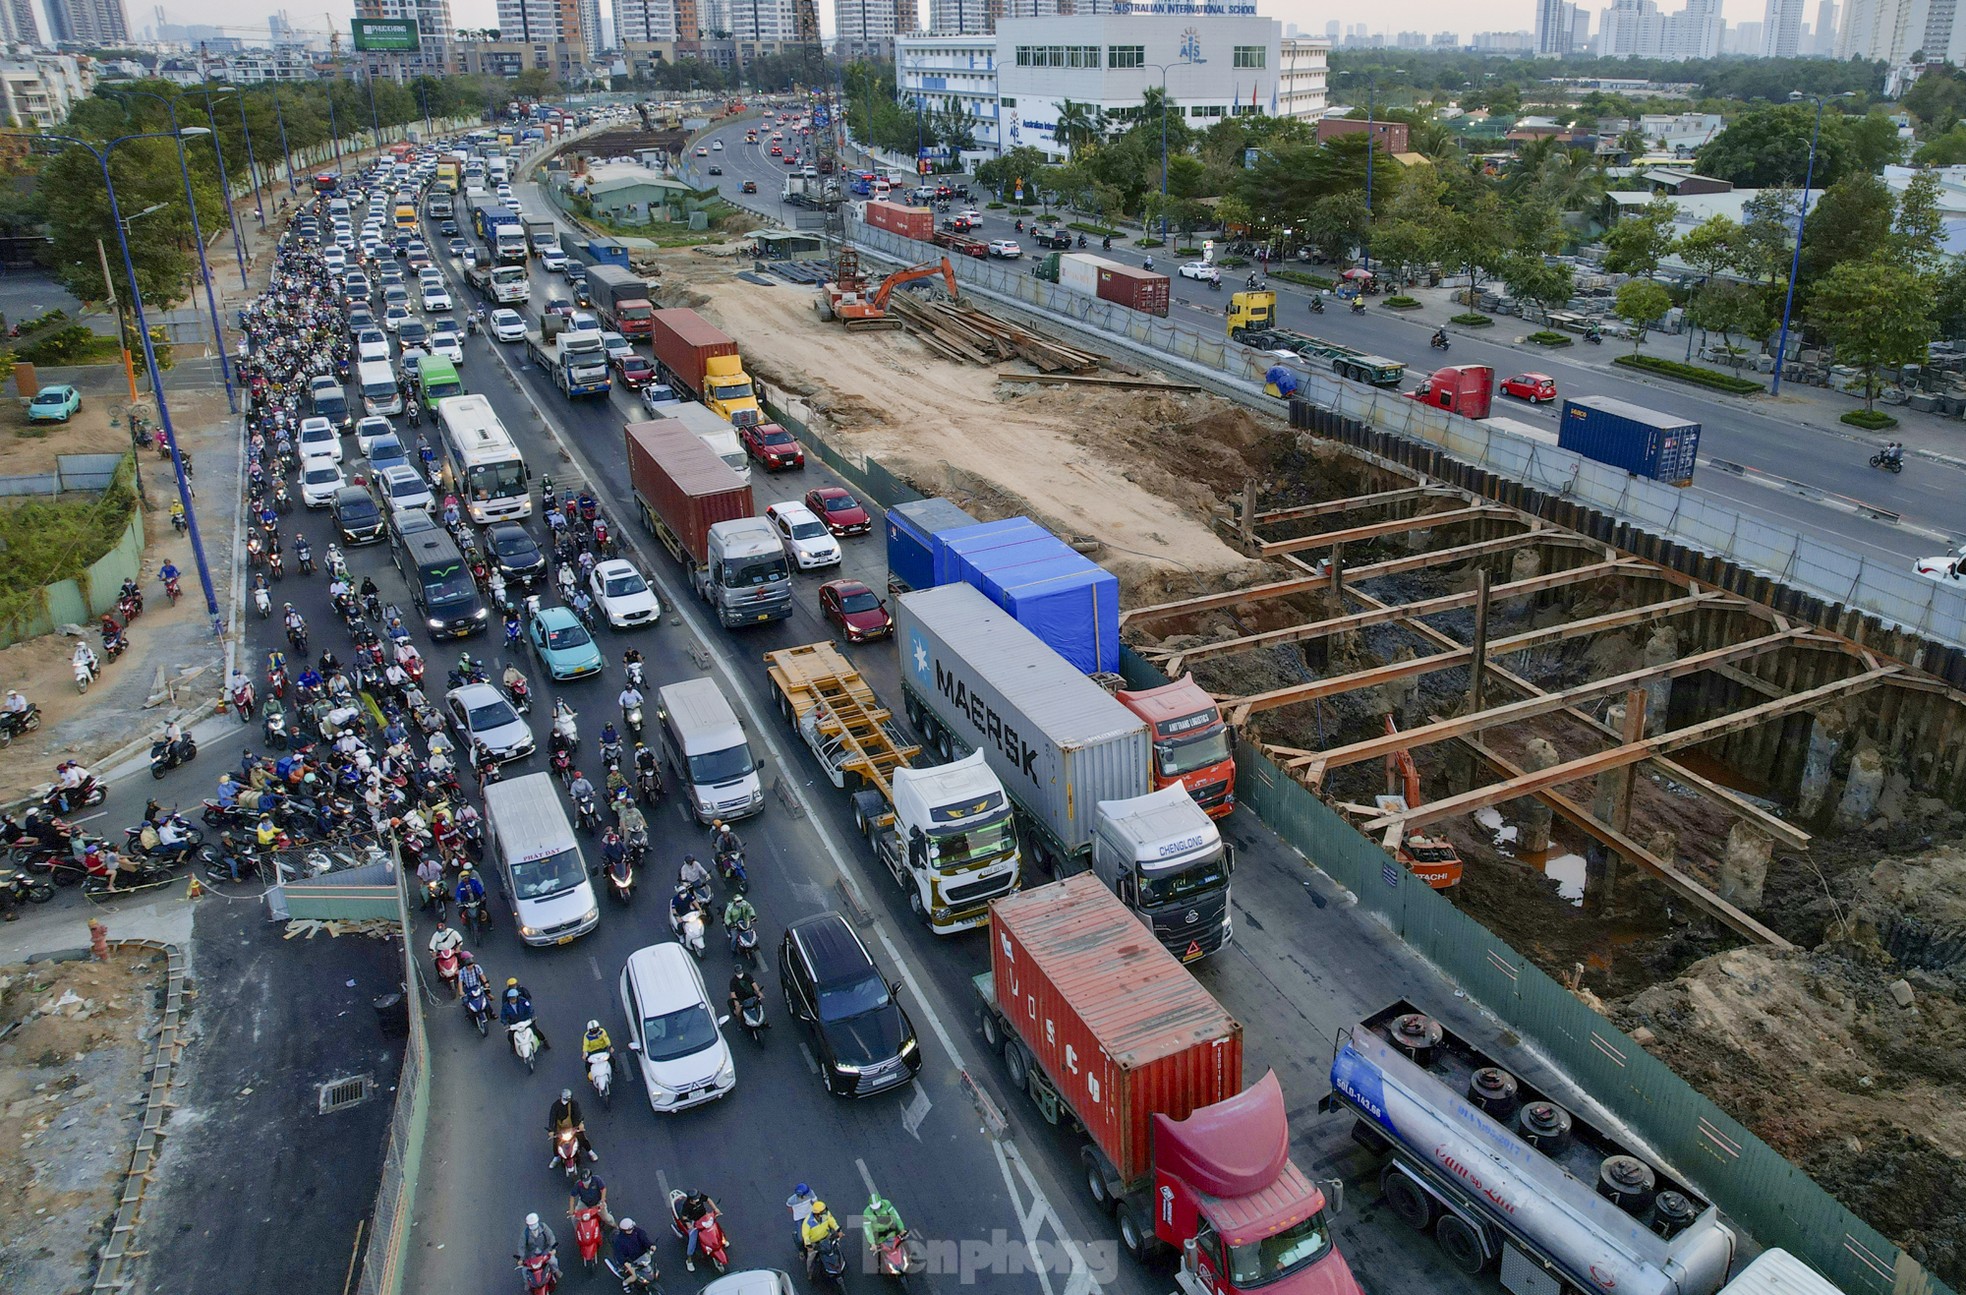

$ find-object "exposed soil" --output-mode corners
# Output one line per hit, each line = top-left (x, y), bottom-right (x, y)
(0, 950), (168, 1294)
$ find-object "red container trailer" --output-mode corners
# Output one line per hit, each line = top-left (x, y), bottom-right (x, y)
(978, 876), (1363, 1293)
(864, 199), (933, 242)
(623, 419), (753, 569)
(1095, 263), (1171, 317)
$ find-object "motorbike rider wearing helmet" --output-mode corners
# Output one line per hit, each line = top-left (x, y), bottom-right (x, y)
(611, 1218), (657, 1287)
(675, 1189), (720, 1269)
(723, 893), (757, 952)
(710, 820), (742, 859)
(457, 950), (490, 1004)
(799, 1199), (843, 1276)
(521, 1212), (561, 1278)
(864, 1194), (907, 1251)
(454, 865), (485, 913)
(501, 978), (550, 1052)
(548, 1088), (599, 1162)
(570, 1161), (615, 1229)
(582, 1019), (612, 1061)
(678, 852), (712, 898)
(729, 967), (762, 1019)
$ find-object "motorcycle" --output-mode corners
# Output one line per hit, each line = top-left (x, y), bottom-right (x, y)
(43, 778), (105, 815)
(550, 1126), (582, 1180)
(873, 1228), (925, 1285)
(506, 675), (531, 714)
(587, 1046), (614, 1110)
(670, 901), (707, 959)
(162, 572), (181, 604)
(572, 1206), (605, 1273)
(1584, 329), (1603, 345)
(716, 847), (748, 893)
(669, 1190), (731, 1274)
(624, 658), (645, 691)
(1870, 451), (1904, 474)
(574, 791), (600, 834)
(637, 766), (662, 803)
(514, 1251), (558, 1295)
(729, 919), (759, 970)
(607, 859), (634, 906)
(1431, 332), (1450, 350)
(254, 585), (272, 619)
(4, 869), (54, 906)
(624, 701), (643, 739)
(264, 702), (289, 749)
(434, 943), (462, 996)
(0, 701), (41, 745)
(74, 656), (97, 694)
(1349, 297), (1366, 314)
(149, 734), (198, 779)
(421, 874), (447, 918)
(510, 1018), (541, 1072)
(809, 1230), (849, 1293)
(737, 989), (767, 1044)
(83, 857), (175, 896)
(459, 891), (490, 934)
(464, 976), (492, 1036)
(605, 1251), (659, 1293)
(1310, 295), (1324, 314)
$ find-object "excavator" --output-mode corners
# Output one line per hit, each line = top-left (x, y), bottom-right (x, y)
(1379, 715), (1466, 888)
(818, 250), (959, 331)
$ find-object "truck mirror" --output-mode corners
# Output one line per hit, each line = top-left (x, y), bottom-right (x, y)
(1321, 1177), (1346, 1216)
(1181, 1237), (1198, 1273)
(1223, 842), (1237, 875)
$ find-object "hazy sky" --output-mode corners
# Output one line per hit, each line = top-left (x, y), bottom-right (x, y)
(149, 0), (1771, 43)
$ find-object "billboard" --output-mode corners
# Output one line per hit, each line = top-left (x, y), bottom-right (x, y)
(351, 18), (420, 50)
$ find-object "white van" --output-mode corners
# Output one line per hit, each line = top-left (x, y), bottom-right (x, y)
(357, 359), (402, 417)
(656, 677), (765, 824)
(483, 773), (599, 946)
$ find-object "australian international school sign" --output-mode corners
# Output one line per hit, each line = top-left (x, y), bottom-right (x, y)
(351, 18), (420, 50)
(1111, 3), (1258, 12)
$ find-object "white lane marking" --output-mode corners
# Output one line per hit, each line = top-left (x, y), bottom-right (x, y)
(798, 1041), (820, 1075)
(994, 1139), (1059, 1295)
(854, 1156), (879, 1200)
(655, 1166), (672, 1203)
(900, 1080), (931, 1142)
(588, 954), (602, 981)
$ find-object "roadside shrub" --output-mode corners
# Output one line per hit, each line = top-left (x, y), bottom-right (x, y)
(1528, 330), (1574, 347)
(1382, 295), (1421, 309)
(1612, 353), (1763, 394)
(1841, 408), (1899, 430)
(1451, 312), (1494, 327)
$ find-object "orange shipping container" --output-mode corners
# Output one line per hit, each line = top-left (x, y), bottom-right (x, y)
(864, 199), (933, 242)
(989, 875), (1242, 1189)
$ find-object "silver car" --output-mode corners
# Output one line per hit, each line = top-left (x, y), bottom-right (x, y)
(445, 682), (535, 762)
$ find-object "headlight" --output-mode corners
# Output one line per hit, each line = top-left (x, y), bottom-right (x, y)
(473, 607), (489, 620)
(519, 923), (538, 937)
(716, 1058), (736, 1086)
(582, 906), (599, 924)
(427, 616), (444, 630)
(931, 906), (950, 923)
(832, 1061), (860, 1075)
(652, 1086), (675, 1105)
(900, 1037), (919, 1058)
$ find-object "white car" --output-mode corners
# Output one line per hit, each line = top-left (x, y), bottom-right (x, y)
(987, 239), (1022, 259)
(429, 331), (465, 364)
(541, 248), (568, 273)
(297, 417), (342, 465)
(600, 331), (634, 361)
(382, 303), (411, 333)
(491, 308), (527, 342)
(444, 682), (535, 762)
(570, 311), (600, 332)
(711, 140), (724, 151)
(354, 329), (390, 363)
(1913, 546), (1966, 583)
(354, 416), (395, 456)
(497, 183), (514, 200)
(373, 463), (434, 517)
(422, 284), (454, 313)
(618, 943), (736, 1114)
(589, 559), (661, 628)
(299, 459), (346, 507)
(323, 247), (346, 272)
(418, 266), (445, 289)
(764, 501), (842, 570)
(1179, 261), (1220, 283)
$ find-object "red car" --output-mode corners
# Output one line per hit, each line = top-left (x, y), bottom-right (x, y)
(804, 486), (871, 537)
(770, 145), (783, 156)
(740, 422), (805, 471)
(1500, 372), (1558, 403)
(819, 579), (891, 642)
(612, 353), (656, 389)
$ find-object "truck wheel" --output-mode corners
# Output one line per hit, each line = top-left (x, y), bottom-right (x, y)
(1117, 1204), (1159, 1260)
(1081, 1147), (1116, 1213)
(1004, 1039), (1029, 1092)
(1434, 1215), (1488, 1275)
(978, 1010), (1003, 1054)
(1381, 1167), (1435, 1231)
(777, 690), (792, 724)
(933, 728), (954, 762)
(904, 694), (922, 728)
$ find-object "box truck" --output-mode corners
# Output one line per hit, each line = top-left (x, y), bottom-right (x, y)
(623, 419), (790, 627)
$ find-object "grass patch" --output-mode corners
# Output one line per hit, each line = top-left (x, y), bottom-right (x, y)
(1176, 246), (1202, 257)
(1450, 312), (1494, 327)
(1136, 238), (1165, 248)
(0, 455), (136, 635)
(1271, 269), (1334, 290)
(1066, 220), (1123, 237)
(1612, 353), (1763, 394)
(1528, 330), (1575, 347)
(1383, 295), (1421, 309)
(1007, 206), (1034, 217)
(985, 201), (1006, 209)
(1841, 408), (1900, 430)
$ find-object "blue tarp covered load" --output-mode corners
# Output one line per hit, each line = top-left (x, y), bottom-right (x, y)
(885, 497), (980, 595)
(1264, 365), (1299, 396)
(932, 517), (1120, 674)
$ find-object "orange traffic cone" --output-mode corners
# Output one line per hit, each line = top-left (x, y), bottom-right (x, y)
(185, 874), (203, 900)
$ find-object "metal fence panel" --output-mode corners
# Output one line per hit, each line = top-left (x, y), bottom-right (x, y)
(352, 855), (428, 1295)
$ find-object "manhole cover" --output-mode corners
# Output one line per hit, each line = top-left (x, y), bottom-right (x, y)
(318, 1074), (375, 1114)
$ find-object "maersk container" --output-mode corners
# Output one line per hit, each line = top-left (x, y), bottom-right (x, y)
(1058, 252), (1118, 298)
(988, 874), (1243, 1190)
(935, 517), (1120, 674)
(896, 583), (1150, 867)
(1558, 395), (1701, 486)
(885, 497), (979, 595)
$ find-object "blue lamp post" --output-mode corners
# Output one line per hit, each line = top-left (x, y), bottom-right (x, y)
(1141, 54), (1199, 248)
(270, 89), (297, 196)
(1770, 92), (1848, 397)
(194, 86), (251, 286)
(26, 130), (225, 640)
(231, 89), (266, 228)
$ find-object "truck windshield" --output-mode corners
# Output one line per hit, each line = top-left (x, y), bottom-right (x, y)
(1156, 727), (1232, 776)
(1225, 1213), (1332, 1287)
(510, 844), (584, 900)
(1139, 852), (1227, 906)
(710, 379), (754, 402)
(723, 556), (787, 588)
(619, 304), (652, 321)
(930, 813), (1016, 867)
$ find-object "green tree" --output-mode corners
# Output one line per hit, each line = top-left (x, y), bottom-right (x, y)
(1799, 171), (1894, 282)
(1675, 214), (1745, 282)
(1500, 253), (1576, 323)
(1932, 255), (1966, 340)
(1739, 186), (1802, 292)
(1305, 191), (1369, 263)
(1688, 280), (1771, 353)
(1369, 219), (1440, 284)
(1847, 110), (1905, 172)
(1893, 169), (1946, 275)
(1695, 104), (1852, 189)
(1602, 196), (1679, 277)
(1614, 280), (1673, 352)
(1054, 100), (1102, 157)
(1912, 125), (1966, 166)
(1439, 191), (1508, 301)
(1808, 258), (1934, 411)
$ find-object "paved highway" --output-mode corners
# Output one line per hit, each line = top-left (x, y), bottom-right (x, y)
(685, 120), (1966, 574)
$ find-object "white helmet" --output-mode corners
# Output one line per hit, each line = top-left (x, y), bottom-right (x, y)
(620, 1218), (635, 1231)
(525, 1212), (540, 1228)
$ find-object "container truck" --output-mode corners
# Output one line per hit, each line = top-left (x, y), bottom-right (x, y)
(623, 419), (791, 627)
(863, 199), (933, 242)
(1035, 252), (1171, 316)
(895, 583), (1149, 874)
(884, 497), (979, 597)
(1408, 364), (1495, 418)
(586, 265), (657, 339)
(1090, 786), (1234, 960)
(647, 308), (763, 427)
(931, 228), (988, 258)
(524, 218), (561, 257)
(932, 516), (1121, 675)
(976, 875), (1360, 1290)
(764, 642), (1021, 933)
(475, 206), (527, 264)
(524, 320), (611, 398)
(646, 396), (752, 486)
(1321, 1000), (1735, 1295)
(1114, 673), (1237, 817)
(1233, 322), (1406, 388)
(1558, 396), (1701, 487)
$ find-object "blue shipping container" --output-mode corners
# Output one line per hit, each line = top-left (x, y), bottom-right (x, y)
(937, 517), (1120, 674)
(885, 498), (979, 594)
(1557, 396), (1701, 485)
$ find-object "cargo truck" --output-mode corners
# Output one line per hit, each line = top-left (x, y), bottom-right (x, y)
(585, 265), (656, 339)
(465, 261), (532, 305)
(931, 516), (1121, 675)
(474, 206), (527, 264)
(1408, 364), (1494, 418)
(1234, 323), (1406, 388)
(623, 419), (791, 627)
(435, 159), (461, 192)
(1558, 396), (1701, 486)
(524, 320), (611, 398)
(1114, 673), (1236, 817)
(1090, 786), (1234, 960)
(977, 875), (1360, 1290)
(764, 642), (1021, 934)
(1321, 1000), (1735, 1295)
(645, 396), (752, 486)
(647, 308), (763, 428)
(895, 583), (1150, 875)
(1033, 252), (1171, 316)
(524, 218), (561, 257)
(931, 228), (988, 258)
(884, 497), (980, 597)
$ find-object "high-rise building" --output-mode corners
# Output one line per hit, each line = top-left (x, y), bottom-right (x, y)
(1812, 0), (1840, 48)
(1730, 18), (1765, 50)
(497, 0), (584, 46)
(1762, 0), (1805, 53)
(576, 0), (602, 52)
(0, 0), (39, 43)
(356, 0), (453, 76)
(1836, 0), (1916, 60)
(43, 0), (129, 45)
(1598, 0), (1719, 57)
(837, 0), (917, 53)
(1536, 0), (1576, 52)
(615, 0), (678, 41)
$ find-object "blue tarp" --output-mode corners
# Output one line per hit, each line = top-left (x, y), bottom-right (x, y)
(935, 517), (1120, 674)
(885, 498), (979, 594)
(1265, 365), (1299, 396)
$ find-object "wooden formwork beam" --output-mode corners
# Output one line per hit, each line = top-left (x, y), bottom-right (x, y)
(1252, 485), (1461, 526)
(1227, 591), (1736, 727)
(1363, 666), (1900, 833)
(1155, 558), (1654, 674)
(1254, 505), (1506, 558)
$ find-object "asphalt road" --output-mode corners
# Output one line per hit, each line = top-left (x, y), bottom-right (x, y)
(686, 122), (1966, 571)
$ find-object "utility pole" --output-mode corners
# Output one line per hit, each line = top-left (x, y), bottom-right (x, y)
(97, 239), (138, 403)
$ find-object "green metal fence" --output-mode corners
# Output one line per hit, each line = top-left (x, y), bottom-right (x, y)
(762, 398), (923, 510)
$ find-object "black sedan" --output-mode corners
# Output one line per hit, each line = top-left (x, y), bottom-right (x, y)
(485, 522), (547, 588)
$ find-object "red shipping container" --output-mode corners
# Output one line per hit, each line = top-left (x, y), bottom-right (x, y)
(647, 308), (739, 403)
(622, 419), (753, 568)
(865, 199), (933, 242)
(1095, 264), (1171, 317)
(990, 874), (1242, 1189)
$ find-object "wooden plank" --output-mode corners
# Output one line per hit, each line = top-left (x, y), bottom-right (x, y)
(994, 370), (1203, 392)
(1254, 485), (1460, 526)
(1254, 505), (1504, 557)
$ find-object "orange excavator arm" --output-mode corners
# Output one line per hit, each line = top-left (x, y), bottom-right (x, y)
(870, 258), (960, 312)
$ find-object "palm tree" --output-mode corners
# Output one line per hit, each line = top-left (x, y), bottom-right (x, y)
(1055, 99), (1100, 158)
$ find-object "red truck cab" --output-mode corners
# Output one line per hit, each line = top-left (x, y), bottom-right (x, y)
(1406, 364), (1493, 418)
(1156, 1075), (1364, 1295)
(1116, 674), (1236, 817)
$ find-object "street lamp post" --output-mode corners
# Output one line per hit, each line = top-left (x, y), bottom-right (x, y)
(270, 89), (297, 196)
(232, 91), (266, 228)
(104, 90), (237, 413)
(28, 130), (225, 640)
(324, 84), (342, 170)
(194, 87), (250, 289)
(1363, 76), (1375, 273)
(1771, 93), (1841, 398)
(1144, 55), (1197, 249)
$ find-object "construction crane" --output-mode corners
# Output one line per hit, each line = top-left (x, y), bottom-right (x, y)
(818, 255), (958, 330)
(1378, 715), (1466, 889)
